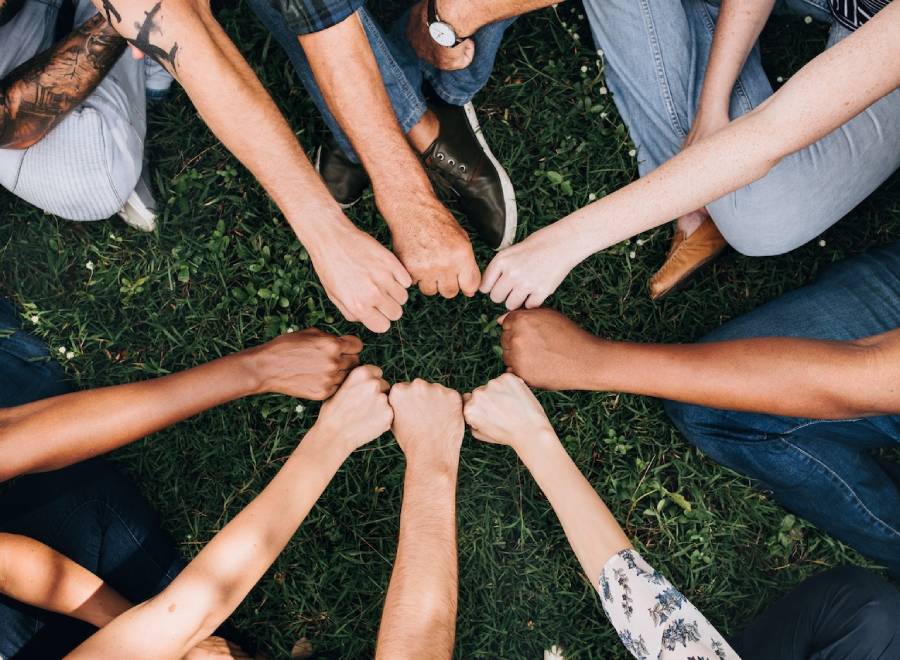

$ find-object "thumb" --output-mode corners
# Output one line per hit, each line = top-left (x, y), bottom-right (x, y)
(130, 46), (145, 60)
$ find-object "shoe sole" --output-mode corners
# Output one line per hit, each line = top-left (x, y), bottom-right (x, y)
(315, 145), (361, 210)
(462, 102), (518, 250)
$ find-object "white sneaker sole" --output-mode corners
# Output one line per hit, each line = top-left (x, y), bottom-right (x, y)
(463, 101), (518, 250)
(117, 188), (157, 232)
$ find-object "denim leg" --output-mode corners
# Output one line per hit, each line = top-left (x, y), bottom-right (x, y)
(582, 0), (773, 176)
(0, 459), (187, 657)
(664, 241), (900, 574)
(730, 566), (900, 658)
(246, 1), (428, 163)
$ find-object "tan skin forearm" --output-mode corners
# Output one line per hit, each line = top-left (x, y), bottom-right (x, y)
(568, 329), (900, 419)
(0, 14), (126, 149)
(90, 0), (347, 244)
(439, 0), (561, 36)
(376, 462), (458, 660)
(67, 428), (349, 660)
(0, 352), (259, 482)
(0, 534), (131, 628)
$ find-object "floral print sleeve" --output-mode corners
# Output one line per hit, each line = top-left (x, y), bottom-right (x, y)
(598, 549), (740, 660)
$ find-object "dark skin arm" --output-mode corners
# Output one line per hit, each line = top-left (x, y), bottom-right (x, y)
(0, 14), (126, 148)
(500, 308), (900, 419)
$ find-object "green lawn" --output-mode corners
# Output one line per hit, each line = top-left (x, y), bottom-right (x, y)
(2, 4), (899, 658)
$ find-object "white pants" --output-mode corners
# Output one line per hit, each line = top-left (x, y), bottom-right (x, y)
(0, 0), (147, 221)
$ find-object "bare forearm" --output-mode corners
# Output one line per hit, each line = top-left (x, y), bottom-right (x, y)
(562, 4), (900, 260)
(68, 427), (348, 659)
(92, 0), (346, 244)
(440, 0), (560, 35)
(516, 433), (630, 584)
(583, 330), (900, 418)
(0, 534), (131, 628)
(0, 352), (260, 481)
(0, 14), (126, 148)
(376, 462), (458, 660)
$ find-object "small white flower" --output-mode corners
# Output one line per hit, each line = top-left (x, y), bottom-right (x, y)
(629, 250), (636, 259)
(86, 261), (94, 271)
(804, 15), (813, 23)
(600, 111), (608, 119)
(596, 49), (604, 57)
(636, 238), (644, 246)
(29, 315), (39, 324)
(58, 346), (66, 354)
(578, 13), (584, 20)
(588, 193), (597, 201)
(573, 33), (580, 40)
(628, 148), (637, 157)
(561, 20), (567, 27)
(65, 351), (74, 359)
(580, 65), (587, 73)
(818, 239), (826, 247)
(776, 76), (784, 83)
(545, 644), (565, 660)
(599, 86), (608, 95)
(295, 403), (305, 414)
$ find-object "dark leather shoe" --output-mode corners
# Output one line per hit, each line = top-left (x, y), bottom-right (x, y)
(422, 100), (517, 250)
(315, 136), (370, 208)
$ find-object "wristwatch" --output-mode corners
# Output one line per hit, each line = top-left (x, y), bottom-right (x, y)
(426, 0), (464, 48)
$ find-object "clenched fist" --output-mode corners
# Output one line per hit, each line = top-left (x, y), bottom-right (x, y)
(315, 365), (393, 453)
(389, 379), (464, 469)
(463, 373), (554, 450)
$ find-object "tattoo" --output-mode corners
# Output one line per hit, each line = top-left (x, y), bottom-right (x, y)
(100, 0), (122, 25)
(127, 2), (179, 72)
(0, 15), (127, 149)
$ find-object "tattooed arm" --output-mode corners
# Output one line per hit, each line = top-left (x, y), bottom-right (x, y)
(0, 14), (126, 149)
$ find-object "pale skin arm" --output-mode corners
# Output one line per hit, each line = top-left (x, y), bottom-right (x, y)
(500, 308), (900, 419)
(0, 329), (362, 482)
(67, 366), (393, 660)
(464, 374), (631, 584)
(376, 381), (464, 660)
(481, 3), (900, 309)
(299, 13), (480, 299)
(91, 0), (411, 332)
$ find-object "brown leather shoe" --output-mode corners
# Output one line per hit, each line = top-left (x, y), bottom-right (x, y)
(649, 216), (728, 300)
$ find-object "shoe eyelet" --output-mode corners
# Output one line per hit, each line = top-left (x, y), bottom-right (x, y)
(447, 159), (455, 166)
(436, 153), (445, 160)
(458, 164), (466, 173)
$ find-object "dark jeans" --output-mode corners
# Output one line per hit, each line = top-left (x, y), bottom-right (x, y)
(733, 566), (900, 659)
(665, 241), (900, 575)
(0, 299), (187, 658)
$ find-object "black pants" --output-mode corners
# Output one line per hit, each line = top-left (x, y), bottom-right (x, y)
(732, 566), (900, 659)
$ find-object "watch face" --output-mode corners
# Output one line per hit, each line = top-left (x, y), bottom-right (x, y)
(429, 21), (457, 48)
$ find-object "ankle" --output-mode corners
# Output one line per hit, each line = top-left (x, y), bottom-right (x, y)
(408, 110), (440, 154)
(676, 208), (709, 237)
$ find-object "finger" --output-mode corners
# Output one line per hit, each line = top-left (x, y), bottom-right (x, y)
(361, 365), (384, 380)
(377, 377), (391, 393)
(337, 353), (360, 371)
(480, 256), (503, 293)
(359, 308), (391, 334)
(390, 259), (413, 288)
(504, 287), (529, 312)
(442, 39), (475, 71)
(497, 312), (509, 325)
(419, 279), (439, 296)
(458, 262), (481, 297)
(384, 277), (410, 306)
(376, 296), (404, 322)
(437, 275), (460, 299)
(500, 329), (512, 350)
(470, 428), (491, 443)
(524, 292), (546, 309)
(339, 335), (364, 354)
(334, 299), (357, 323)
(489, 273), (514, 305)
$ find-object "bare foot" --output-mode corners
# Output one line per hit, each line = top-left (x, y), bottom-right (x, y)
(676, 208), (710, 238)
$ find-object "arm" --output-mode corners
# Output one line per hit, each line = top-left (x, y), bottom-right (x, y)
(481, 2), (900, 309)
(377, 380), (463, 660)
(0, 533), (131, 627)
(92, 0), (411, 333)
(0, 329), (361, 482)
(0, 15), (126, 149)
(500, 308), (900, 419)
(299, 13), (480, 300)
(68, 366), (393, 660)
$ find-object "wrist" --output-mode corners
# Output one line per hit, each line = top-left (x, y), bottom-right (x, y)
(405, 449), (461, 478)
(513, 426), (560, 464)
(435, 0), (481, 38)
(301, 424), (355, 465)
(287, 203), (352, 254)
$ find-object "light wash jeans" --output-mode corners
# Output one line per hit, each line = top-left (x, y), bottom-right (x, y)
(583, 0), (900, 256)
(0, 0), (147, 220)
(246, 0), (514, 163)
(664, 241), (900, 575)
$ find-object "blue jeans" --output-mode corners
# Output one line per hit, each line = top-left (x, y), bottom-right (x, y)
(583, 0), (900, 256)
(663, 242), (900, 575)
(246, 1), (514, 163)
(0, 300), (190, 658)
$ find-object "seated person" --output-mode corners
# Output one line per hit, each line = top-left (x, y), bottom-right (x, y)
(0, 295), (362, 656)
(0, 0), (173, 231)
(462, 374), (900, 659)
(495, 236), (900, 576)
(480, 1), (900, 308)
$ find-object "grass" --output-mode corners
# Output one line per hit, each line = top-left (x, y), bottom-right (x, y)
(2, 3), (899, 658)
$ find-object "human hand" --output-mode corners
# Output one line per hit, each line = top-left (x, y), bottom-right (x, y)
(183, 636), (255, 659)
(463, 373), (555, 449)
(381, 192), (480, 298)
(245, 329), (363, 400)
(389, 379), (464, 469)
(407, 0), (475, 71)
(314, 365), (393, 452)
(480, 223), (581, 310)
(308, 219), (412, 333)
(682, 104), (730, 151)
(500, 309), (603, 391)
